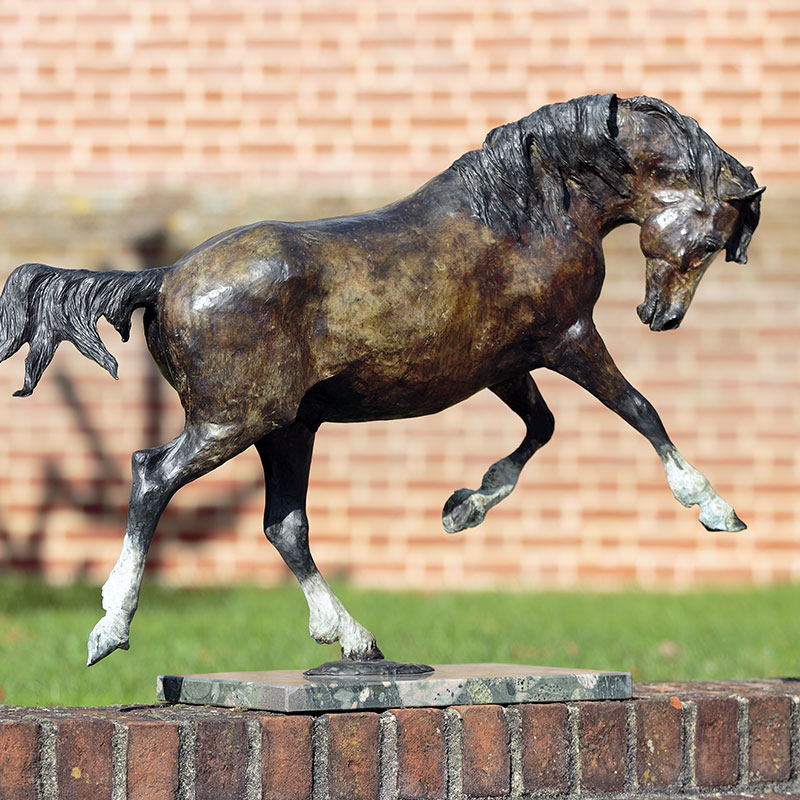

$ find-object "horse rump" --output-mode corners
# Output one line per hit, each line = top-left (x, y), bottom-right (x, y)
(0, 263), (166, 396)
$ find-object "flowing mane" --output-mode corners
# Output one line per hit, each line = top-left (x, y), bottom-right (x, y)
(451, 93), (632, 240)
(451, 93), (761, 262)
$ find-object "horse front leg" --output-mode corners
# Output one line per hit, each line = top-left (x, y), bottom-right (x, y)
(256, 423), (382, 661)
(549, 321), (745, 532)
(443, 373), (555, 532)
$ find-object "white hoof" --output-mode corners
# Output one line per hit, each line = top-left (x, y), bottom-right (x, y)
(87, 614), (130, 666)
(698, 498), (747, 532)
(661, 446), (746, 533)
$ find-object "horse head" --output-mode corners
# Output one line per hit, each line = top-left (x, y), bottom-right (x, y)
(636, 184), (764, 331)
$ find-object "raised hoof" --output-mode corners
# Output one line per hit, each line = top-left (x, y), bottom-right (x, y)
(701, 511), (747, 533)
(699, 502), (747, 533)
(86, 616), (130, 666)
(442, 488), (485, 533)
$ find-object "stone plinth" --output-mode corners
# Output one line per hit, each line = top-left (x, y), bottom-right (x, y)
(156, 663), (632, 712)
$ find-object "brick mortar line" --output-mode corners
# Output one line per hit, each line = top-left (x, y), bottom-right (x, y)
(311, 714), (329, 800)
(444, 707), (462, 800)
(736, 696), (750, 792)
(111, 721), (128, 800)
(379, 710), (398, 800)
(244, 717), (261, 800)
(566, 702), (581, 799)
(791, 696), (800, 784)
(505, 706), (522, 798)
(38, 718), (57, 800)
(625, 699), (638, 794)
(177, 719), (196, 800)
(681, 699), (697, 794)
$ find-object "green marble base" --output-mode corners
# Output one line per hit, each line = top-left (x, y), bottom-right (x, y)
(157, 663), (632, 712)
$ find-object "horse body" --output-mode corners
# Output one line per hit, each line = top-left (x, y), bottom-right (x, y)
(0, 94), (763, 667)
(151, 169), (603, 431)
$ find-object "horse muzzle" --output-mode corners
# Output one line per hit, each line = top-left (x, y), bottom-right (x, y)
(637, 298), (687, 331)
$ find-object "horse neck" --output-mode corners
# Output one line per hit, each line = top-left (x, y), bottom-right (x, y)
(561, 170), (641, 238)
(610, 105), (693, 225)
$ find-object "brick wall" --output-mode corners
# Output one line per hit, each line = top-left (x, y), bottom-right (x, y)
(0, 0), (798, 188)
(2, 680), (800, 798)
(0, 1), (798, 589)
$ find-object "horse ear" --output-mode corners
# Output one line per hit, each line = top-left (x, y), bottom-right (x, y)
(725, 185), (765, 204)
(724, 184), (763, 263)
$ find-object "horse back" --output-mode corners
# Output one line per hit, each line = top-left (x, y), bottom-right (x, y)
(147, 173), (598, 427)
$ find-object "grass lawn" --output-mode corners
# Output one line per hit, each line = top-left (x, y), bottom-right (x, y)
(1, 577), (798, 707)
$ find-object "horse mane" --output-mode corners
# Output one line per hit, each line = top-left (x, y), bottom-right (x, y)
(451, 93), (632, 240)
(452, 93), (761, 262)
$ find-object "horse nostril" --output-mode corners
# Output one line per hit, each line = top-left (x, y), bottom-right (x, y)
(659, 313), (683, 331)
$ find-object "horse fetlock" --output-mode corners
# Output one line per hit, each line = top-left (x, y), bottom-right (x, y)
(308, 604), (378, 659)
(308, 605), (340, 644)
(671, 479), (710, 509)
(661, 446), (708, 502)
(87, 612), (131, 666)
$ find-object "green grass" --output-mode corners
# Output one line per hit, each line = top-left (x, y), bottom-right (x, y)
(1, 577), (798, 706)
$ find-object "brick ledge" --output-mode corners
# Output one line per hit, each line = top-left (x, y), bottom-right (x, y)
(2, 679), (800, 799)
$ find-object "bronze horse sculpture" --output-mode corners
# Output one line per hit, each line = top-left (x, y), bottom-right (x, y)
(0, 94), (763, 668)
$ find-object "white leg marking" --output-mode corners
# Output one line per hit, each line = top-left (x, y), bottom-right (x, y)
(443, 455), (522, 532)
(299, 572), (378, 658)
(659, 445), (745, 532)
(86, 545), (144, 664)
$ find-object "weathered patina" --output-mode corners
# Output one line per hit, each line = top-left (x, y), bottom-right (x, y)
(0, 94), (763, 669)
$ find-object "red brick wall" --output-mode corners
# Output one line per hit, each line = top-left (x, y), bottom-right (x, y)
(0, 1), (797, 187)
(0, 1), (797, 589)
(2, 680), (800, 798)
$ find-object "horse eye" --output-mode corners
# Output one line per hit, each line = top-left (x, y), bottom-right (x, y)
(700, 236), (721, 255)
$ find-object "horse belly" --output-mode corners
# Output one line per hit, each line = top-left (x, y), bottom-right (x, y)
(304, 371), (479, 423)
(303, 324), (536, 424)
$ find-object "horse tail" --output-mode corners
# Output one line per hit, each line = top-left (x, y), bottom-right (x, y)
(0, 263), (168, 397)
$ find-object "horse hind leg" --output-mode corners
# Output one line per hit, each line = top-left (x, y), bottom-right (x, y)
(87, 420), (255, 665)
(443, 373), (555, 533)
(256, 422), (382, 660)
